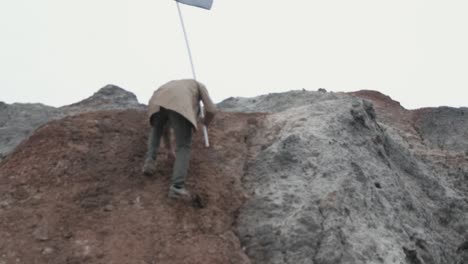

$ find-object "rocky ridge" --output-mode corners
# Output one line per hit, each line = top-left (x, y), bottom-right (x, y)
(0, 87), (467, 264)
(0, 85), (144, 160)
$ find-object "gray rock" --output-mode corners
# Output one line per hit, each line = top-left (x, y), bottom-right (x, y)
(33, 225), (49, 241)
(413, 107), (468, 152)
(42, 247), (54, 255)
(0, 102), (58, 160)
(233, 91), (468, 264)
(103, 204), (114, 212)
(456, 241), (468, 264)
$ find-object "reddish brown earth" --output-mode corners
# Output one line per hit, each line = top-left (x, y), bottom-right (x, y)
(349, 90), (414, 131)
(0, 110), (263, 264)
(351, 90), (431, 150)
(352, 90), (468, 191)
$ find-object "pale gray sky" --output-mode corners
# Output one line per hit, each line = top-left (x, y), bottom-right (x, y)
(1, 0), (467, 109)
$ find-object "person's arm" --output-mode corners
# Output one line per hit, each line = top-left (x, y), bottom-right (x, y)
(198, 82), (217, 126)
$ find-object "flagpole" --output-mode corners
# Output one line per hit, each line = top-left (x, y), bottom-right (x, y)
(176, 2), (197, 79)
(176, 1), (210, 147)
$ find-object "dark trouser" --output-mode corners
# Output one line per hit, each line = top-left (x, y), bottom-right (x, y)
(146, 108), (193, 187)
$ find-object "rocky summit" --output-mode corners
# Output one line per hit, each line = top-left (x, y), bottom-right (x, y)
(0, 87), (467, 264)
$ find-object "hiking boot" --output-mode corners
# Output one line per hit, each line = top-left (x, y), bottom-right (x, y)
(168, 185), (192, 201)
(142, 158), (156, 176)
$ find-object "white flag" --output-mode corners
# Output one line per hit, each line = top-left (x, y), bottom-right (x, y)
(175, 0), (213, 10)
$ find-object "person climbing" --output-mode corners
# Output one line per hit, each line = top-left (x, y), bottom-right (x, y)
(142, 79), (217, 200)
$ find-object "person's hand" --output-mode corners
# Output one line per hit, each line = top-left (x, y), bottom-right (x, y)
(201, 112), (215, 126)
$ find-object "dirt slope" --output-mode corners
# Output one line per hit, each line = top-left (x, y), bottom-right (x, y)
(0, 110), (259, 264)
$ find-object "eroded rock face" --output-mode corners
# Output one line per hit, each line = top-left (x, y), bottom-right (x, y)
(0, 85), (144, 159)
(221, 90), (468, 264)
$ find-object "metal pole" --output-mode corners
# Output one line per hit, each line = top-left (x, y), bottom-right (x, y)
(176, 2), (210, 147)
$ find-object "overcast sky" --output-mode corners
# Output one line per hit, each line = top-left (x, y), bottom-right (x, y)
(1, 0), (467, 109)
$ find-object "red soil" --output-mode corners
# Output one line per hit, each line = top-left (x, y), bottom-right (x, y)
(0, 110), (262, 264)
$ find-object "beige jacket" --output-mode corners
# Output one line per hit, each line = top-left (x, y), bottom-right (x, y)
(147, 79), (217, 130)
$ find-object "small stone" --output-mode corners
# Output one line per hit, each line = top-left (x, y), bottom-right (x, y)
(42, 247), (54, 255)
(33, 226), (49, 241)
(0, 201), (9, 209)
(134, 196), (143, 209)
(103, 205), (114, 212)
(32, 193), (43, 200)
(63, 232), (73, 239)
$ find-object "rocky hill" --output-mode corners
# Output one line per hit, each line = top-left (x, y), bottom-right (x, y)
(0, 85), (144, 161)
(223, 90), (468, 264)
(0, 87), (467, 264)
